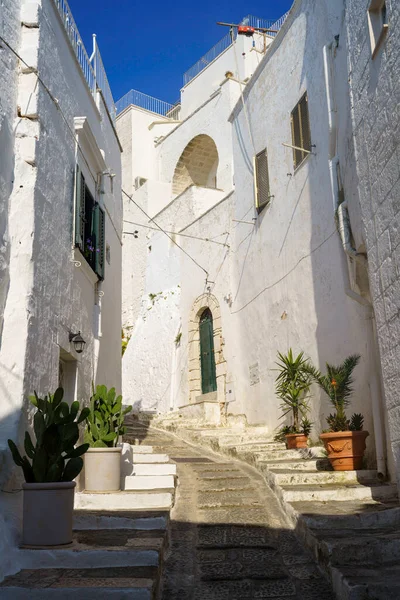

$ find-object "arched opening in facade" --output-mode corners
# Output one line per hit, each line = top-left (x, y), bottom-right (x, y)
(199, 308), (217, 394)
(172, 134), (219, 196)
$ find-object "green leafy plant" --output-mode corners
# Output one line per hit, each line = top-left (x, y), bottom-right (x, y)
(8, 388), (89, 483)
(85, 385), (132, 448)
(305, 354), (361, 432)
(121, 329), (131, 356)
(275, 349), (313, 434)
(274, 424), (295, 443)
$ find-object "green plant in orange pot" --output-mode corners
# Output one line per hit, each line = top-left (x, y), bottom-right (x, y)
(305, 354), (368, 470)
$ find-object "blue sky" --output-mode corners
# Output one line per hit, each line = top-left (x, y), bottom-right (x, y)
(68, 0), (293, 105)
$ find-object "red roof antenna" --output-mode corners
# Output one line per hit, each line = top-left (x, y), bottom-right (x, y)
(216, 21), (278, 35)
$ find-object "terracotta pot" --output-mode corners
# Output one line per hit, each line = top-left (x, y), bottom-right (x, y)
(84, 447), (122, 491)
(320, 430), (369, 471)
(285, 433), (308, 449)
(22, 481), (75, 546)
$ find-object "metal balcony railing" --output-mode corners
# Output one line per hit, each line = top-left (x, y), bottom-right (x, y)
(115, 89), (179, 117)
(183, 12), (290, 86)
(53, 0), (116, 122)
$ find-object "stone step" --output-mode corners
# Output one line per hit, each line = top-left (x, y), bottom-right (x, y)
(229, 442), (286, 451)
(19, 529), (164, 569)
(239, 447), (326, 463)
(132, 463), (177, 476)
(75, 491), (173, 511)
(291, 501), (400, 530)
(315, 528), (400, 567)
(281, 483), (397, 503)
(0, 567), (157, 599)
(129, 445), (154, 453)
(271, 469), (378, 487)
(132, 453), (170, 463)
(73, 510), (169, 531)
(331, 564), (400, 600)
(258, 458), (331, 472)
(124, 475), (175, 491)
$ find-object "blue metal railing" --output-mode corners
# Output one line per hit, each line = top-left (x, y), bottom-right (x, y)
(115, 89), (179, 117)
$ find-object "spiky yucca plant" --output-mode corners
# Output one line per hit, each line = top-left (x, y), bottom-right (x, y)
(275, 349), (313, 432)
(305, 355), (361, 432)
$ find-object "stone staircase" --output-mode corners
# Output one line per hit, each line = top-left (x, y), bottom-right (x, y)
(0, 431), (177, 598)
(155, 417), (400, 599)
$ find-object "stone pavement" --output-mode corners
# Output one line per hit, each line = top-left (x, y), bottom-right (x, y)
(124, 422), (336, 599)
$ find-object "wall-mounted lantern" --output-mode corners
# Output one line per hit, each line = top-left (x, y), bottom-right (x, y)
(69, 331), (86, 354)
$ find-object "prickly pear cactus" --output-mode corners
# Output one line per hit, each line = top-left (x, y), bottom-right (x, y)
(8, 388), (90, 483)
(84, 385), (132, 448)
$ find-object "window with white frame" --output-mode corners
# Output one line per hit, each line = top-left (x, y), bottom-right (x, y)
(254, 148), (271, 212)
(368, 0), (388, 58)
(74, 165), (105, 280)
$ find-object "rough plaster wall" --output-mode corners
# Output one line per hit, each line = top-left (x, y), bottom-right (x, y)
(0, 0), (20, 348)
(227, 0), (377, 457)
(0, 0), (23, 582)
(345, 0), (400, 483)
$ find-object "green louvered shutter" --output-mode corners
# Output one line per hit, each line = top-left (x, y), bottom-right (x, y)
(93, 203), (105, 280)
(199, 309), (217, 394)
(75, 166), (85, 251)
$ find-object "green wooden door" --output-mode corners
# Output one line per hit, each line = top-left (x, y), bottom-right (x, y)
(199, 308), (217, 394)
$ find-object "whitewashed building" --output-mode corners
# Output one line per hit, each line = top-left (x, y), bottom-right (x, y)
(0, 0), (122, 577)
(118, 0), (398, 486)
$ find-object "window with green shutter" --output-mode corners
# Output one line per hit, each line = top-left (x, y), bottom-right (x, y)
(254, 148), (271, 212)
(290, 93), (311, 169)
(74, 165), (105, 280)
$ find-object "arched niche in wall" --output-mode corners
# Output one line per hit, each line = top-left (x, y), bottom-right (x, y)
(172, 134), (219, 196)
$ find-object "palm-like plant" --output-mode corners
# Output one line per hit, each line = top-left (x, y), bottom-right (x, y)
(304, 354), (361, 431)
(275, 349), (313, 433)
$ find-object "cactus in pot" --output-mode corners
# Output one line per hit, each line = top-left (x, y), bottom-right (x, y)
(7, 388), (89, 546)
(84, 385), (132, 491)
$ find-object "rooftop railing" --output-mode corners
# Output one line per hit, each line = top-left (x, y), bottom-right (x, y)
(115, 89), (178, 117)
(183, 12), (290, 86)
(53, 0), (116, 122)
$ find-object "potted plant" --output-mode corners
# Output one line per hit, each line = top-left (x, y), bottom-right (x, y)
(275, 350), (313, 449)
(306, 354), (368, 470)
(84, 385), (132, 491)
(8, 388), (89, 546)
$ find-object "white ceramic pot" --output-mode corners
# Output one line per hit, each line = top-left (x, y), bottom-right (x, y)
(84, 447), (122, 491)
(22, 481), (75, 546)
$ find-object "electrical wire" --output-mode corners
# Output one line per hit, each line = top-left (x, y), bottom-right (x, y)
(123, 219), (230, 247)
(122, 189), (209, 277)
(231, 229), (337, 314)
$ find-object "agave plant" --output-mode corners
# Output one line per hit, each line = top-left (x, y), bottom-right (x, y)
(305, 354), (361, 431)
(8, 388), (89, 483)
(275, 349), (313, 432)
(85, 384), (132, 448)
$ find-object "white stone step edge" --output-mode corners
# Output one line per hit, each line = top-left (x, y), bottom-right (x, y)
(132, 464), (177, 476)
(132, 454), (170, 464)
(75, 491), (173, 511)
(271, 470), (378, 486)
(123, 475), (175, 491)
(128, 445), (154, 454)
(281, 484), (397, 503)
(0, 589), (152, 600)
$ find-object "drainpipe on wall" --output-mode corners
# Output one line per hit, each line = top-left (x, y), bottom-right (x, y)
(324, 40), (387, 478)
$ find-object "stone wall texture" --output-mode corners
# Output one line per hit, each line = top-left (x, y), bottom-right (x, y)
(345, 0), (400, 482)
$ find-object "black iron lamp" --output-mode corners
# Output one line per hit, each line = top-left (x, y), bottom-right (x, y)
(69, 331), (86, 354)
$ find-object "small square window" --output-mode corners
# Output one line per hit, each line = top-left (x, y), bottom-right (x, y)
(368, 0), (389, 59)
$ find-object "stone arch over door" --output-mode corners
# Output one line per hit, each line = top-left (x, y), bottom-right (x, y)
(172, 134), (219, 196)
(188, 294), (226, 405)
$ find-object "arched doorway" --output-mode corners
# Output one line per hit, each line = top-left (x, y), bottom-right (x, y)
(172, 134), (219, 196)
(199, 308), (217, 394)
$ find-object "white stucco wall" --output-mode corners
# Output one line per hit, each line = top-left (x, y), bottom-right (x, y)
(344, 0), (400, 485)
(180, 33), (271, 120)
(227, 0), (378, 457)
(0, 0), (122, 581)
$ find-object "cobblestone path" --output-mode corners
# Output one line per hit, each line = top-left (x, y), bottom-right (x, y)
(138, 425), (336, 600)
